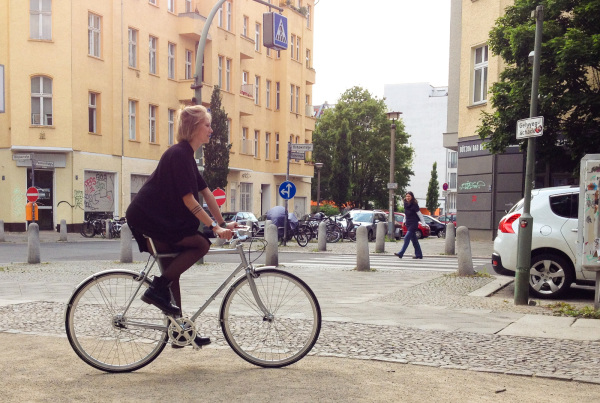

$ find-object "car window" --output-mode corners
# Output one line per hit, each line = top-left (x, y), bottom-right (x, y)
(351, 212), (374, 222)
(549, 193), (578, 219)
(247, 213), (257, 221)
(222, 213), (236, 221)
(394, 215), (404, 223)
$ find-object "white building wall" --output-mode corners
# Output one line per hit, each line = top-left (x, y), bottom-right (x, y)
(384, 83), (448, 213)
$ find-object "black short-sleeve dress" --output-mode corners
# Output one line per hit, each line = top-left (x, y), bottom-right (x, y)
(126, 140), (209, 252)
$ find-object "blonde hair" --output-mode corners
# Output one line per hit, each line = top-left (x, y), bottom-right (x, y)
(176, 105), (211, 142)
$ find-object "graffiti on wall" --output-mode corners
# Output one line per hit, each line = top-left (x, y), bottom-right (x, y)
(582, 162), (600, 265)
(459, 180), (486, 191)
(84, 172), (115, 211)
(74, 190), (84, 210)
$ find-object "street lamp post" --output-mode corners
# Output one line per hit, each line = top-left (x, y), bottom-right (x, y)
(314, 162), (323, 213)
(386, 111), (402, 237)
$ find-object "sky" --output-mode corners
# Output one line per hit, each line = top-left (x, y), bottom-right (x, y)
(311, 0), (451, 105)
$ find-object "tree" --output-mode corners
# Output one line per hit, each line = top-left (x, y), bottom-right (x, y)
(426, 162), (440, 215)
(312, 87), (414, 210)
(476, 0), (600, 170)
(203, 86), (231, 190)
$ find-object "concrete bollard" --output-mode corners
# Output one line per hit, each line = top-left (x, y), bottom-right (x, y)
(27, 222), (41, 264)
(265, 223), (278, 266)
(120, 223), (133, 263)
(59, 219), (68, 241)
(375, 222), (386, 253)
(356, 225), (370, 271)
(106, 220), (112, 239)
(445, 223), (456, 255)
(0, 220), (4, 242)
(456, 226), (475, 276)
(317, 221), (327, 251)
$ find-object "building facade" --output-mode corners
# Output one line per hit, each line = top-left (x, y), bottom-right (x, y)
(0, 0), (317, 231)
(384, 82), (449, 214)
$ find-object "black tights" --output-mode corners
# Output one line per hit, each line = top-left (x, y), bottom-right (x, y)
(148, 234), (210, 309)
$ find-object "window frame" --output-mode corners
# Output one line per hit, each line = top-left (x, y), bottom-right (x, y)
(266, 80), (271, 109)
(265, 132), (270, 160)
(30, 76), (53, 126)
(254, 75), (260, 105)
(128, 28), (138, 68)
(218, 56), (224, 88)
(149, 35), (158, 75)
(149, 104), (157, 143)
(88, 91), (99, 134)
(128, 99), (138, 140)
(167, 0), (175, 13)
(167, 42), (176, 79)
(241, 127), (248, 154)
(275, 82), (280, 110)
(88, 12), (102, 58)
(275, 133), (280, 160)
(254, 130), (259, 158)
(473, 44), (488, 104)
(185, 49), (193, 79)
(226, 58), (231, 91)
(30, 0), (52, 40)
(168, 108), (175, 145)
(240, 183), (252, 212)
(255, 22), (261, 52)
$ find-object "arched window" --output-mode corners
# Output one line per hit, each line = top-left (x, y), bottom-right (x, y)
(31, 76), (52, 126)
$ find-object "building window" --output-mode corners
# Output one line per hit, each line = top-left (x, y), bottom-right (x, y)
(275, 82), (280, 110)
(255, 23), (261, 52)
(226, 119), (231, 144)
(266, 80), (271, 109)
(449, 172), (457, 189)
(88, 13), (101, 58)
(243, 16), (248, 37)
(149, 36), (158, 75)
(473, 45), (488, 104)
(295, 86), (300, 113)
(149, 0), (157, 5)
(265, 132), (270, 159)
(306, 49), (311, 69)
(218, 56), (223, 88)
(306, 5), (311, 29)
(290, 34), (295, 60)
(217, 2), (224, 27)
(296, 36), (301, 61)
(448, 151), (457, 168)
(254, 130), (259, 158)
(226, 58), (231, 91)
(226, 1), (232, 30)
(168, 43), (175, 79)
(241, 127), (248, 154)
(128, 100), (137, 140)
(89, 92), (99, 133)
(167, 0), (174, 13)
(254, 76), (260, 105)
(30, 0), (52, 40)
(290, 84), (294, 112)
(149, 105), (157, 143)
(240, 183), (252, 211)
(168, 109), (175, 145)
(128, 28), (138, 68)
(185, 0), (192, 12)
(305, 94), (310, 115)
(185, 49), (193, 79)
(31, 76), (52, 126)
(275, 133), (279, 160)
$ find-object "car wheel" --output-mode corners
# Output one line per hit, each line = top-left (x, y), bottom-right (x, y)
(415, 230), (423, 239)
(528, 254), (574, 299)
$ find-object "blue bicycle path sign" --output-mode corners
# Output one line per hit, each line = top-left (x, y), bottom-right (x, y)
(279, 181), (296, 200)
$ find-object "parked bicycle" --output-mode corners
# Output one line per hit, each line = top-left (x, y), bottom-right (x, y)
(64, 236), (321, 373)
(80, 213), (111, 238)
(309, 213), (342, 243)
(335, 212), (359, 242)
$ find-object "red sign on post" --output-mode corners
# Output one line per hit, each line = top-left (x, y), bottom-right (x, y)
(212, 188), (226, 207)
(26, 187), (39, 202)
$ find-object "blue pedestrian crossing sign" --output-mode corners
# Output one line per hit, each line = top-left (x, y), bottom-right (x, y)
(278, 181), (296, 200)
(263, 12), (288, 50)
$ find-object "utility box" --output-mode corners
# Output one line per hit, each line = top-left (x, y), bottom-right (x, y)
(578, 154), (600, 270)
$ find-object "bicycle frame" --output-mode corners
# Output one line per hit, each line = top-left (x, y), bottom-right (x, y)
(118, 242), (273, 332)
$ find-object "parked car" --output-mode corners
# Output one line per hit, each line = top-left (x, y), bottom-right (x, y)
(256, 214), (267, 236)
(492, 186), (593, 298)
(438, 214), (457, 227)
(348, 210), (387, 241)
(423, 215), (446, 237)
(221, 211), (260, 235)
(393, 212), (431, 240)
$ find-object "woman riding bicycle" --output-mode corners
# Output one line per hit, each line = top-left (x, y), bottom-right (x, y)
(126, 105), (237, 346)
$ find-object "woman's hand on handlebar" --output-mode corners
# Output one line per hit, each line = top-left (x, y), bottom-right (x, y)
(214, 225), (233, 240)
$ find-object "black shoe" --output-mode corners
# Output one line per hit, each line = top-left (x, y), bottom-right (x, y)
(172, 335), (211, 349)
(412, 256), (423, 259)
(141, 276), (181, 316)
(394, 253), (403, 259)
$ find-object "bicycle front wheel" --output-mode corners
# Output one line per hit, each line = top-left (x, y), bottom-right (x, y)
(80, 222), (95, 238)
(65, 270), (168, 373)
(220, 269), (321, 368)
(295, 225), (311, 247)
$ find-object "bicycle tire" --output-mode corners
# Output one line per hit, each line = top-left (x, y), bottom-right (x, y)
(295, 226), (311, 247)
(65, 270), (168, 373)
(220, 268), (321, 368)
(326, 224), (342, 243)
(80, 221), (96, 238)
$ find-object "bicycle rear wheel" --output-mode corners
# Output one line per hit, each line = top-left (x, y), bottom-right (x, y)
(326, 223), (342, 243)
(295, 225), (311, 247)
(220, 269), (321, 368)
(80, 221), (95, 238)
(65, 270), (168, 373)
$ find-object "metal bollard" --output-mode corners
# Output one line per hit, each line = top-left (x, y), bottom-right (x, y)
(59, 219), (68, 242)
(317, 221), (327, 251)
(27, 222), (41, 264)
(356, 225), (370, 271)
(456, 226), (474, 276)
(120, 223), (133, 263)
(375, 222), (386, 253)
(445, 223), (456, 255)
(265, 223), (278, 266)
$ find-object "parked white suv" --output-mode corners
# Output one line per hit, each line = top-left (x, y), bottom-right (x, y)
(492, 186), (593, 298)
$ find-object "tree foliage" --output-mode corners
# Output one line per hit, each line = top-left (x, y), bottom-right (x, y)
(312, 87), (414, 210)
(477, 0), (600, 166)
(203, 86), (231, 190)
(426, 162), (440, 214)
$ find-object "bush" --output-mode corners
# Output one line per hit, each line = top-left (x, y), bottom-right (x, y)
(311, 204), (339, 216)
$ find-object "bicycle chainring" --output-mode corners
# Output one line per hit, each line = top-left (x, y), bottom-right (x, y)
(168, 317), (196, 347)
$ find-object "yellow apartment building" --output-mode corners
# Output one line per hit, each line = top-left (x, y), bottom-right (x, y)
(0, 0), (316, 231)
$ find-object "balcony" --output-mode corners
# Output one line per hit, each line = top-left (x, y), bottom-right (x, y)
(178, 13), (211, 41)
(239, 35), (255, 60)
(305, 67), (315, 85)
(239, 84), (255, 116)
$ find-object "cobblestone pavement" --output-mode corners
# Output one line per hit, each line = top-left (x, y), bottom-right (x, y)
(1, 261), (599, 383)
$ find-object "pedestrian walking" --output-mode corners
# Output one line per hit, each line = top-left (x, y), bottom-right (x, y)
(395, 191), (424, 259)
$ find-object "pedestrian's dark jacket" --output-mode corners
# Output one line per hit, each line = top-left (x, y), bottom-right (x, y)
(403, 200), (420, 231)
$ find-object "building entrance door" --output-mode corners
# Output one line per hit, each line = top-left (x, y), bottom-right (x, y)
(27, 168), (54, 230)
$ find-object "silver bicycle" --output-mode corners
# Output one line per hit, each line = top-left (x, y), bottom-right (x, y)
(64, 236), (321, 373)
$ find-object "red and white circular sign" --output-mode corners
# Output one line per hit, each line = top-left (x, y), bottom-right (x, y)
(212, 188), (226, 207)
(26, 187), (39, 202)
